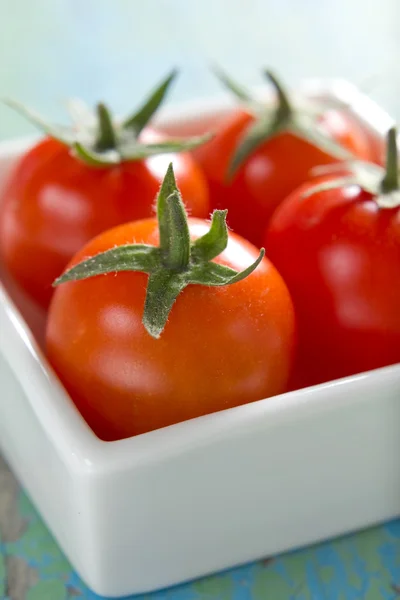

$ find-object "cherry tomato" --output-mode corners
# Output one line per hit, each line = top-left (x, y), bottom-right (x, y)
(193, 107), (372, 248)
(46, 218), (295, 440)
(265, 163), (400, 389)
(0, 130), (209, 309)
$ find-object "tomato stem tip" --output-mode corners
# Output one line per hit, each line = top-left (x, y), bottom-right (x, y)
(380, 127), (399, 194)
(263, 69), (292, 120)
(95, 103), (117, 152)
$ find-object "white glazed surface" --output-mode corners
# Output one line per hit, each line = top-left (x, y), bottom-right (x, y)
(0, 80), (399, 597)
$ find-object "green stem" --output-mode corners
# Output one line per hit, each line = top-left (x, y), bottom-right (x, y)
(95, 103), (117, 151)
(264, 70), (292, 120)
(157, 163), (177, 256)
(380, 127), (399, 193)
(163, 192), (191, 271)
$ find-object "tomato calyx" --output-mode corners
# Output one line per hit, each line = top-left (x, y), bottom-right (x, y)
(303, 127), (400, 209)
(214, 67), (353, 178)
(54, 164), (265, 338)
(3, 70), (211, 167)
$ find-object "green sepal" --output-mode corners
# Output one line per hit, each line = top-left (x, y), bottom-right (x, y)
(118, 133), (213, 161)
(192, 210), (228, 262)
(54, 245), (160, 285)
(212, 64), (253, 103)
(301, 176), (358, 199)
(187, 249), (265, 286)
(3, 98), (74, 145)
(290, 116), (352, 161)
(122, 69), (177, 136)
(54, 163), (264, 338)
(72, 134), (212, 168)
(143, 270), (187, 339)
(264, 70), (292, 120)
(72, 142), (120, 167)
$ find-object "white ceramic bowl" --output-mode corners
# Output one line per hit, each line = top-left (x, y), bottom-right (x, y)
(0, 80), (399, 598)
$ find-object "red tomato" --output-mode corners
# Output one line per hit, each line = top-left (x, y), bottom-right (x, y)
(0, 130), (209, 309)
(193, 108), (372, 247)
(265, 173), (400, 389)
(46, 219), (296, 440)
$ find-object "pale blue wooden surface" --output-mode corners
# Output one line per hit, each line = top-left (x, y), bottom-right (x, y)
(0, 476), (399, 599)
(0, 1), (399, 598)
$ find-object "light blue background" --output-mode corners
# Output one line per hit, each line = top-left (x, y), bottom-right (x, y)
(0, 0), (399, 140)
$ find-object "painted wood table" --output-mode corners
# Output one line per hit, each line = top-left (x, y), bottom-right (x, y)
(0, 454), (399, 600)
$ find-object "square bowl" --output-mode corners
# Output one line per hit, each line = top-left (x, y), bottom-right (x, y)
(0, 80), (400, 598)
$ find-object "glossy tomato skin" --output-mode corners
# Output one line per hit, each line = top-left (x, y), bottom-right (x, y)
(193, 108), (372, 247)
(46, 219), (296, 440)
(265, 178), (400, 389)
(0, 132), (209, 309)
